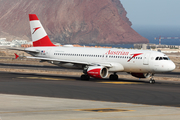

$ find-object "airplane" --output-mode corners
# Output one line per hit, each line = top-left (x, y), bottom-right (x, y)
(12, 14), (176, 84)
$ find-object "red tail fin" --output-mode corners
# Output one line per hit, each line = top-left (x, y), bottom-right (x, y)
(29, 14), (55, 47)
(14, 53), (19, 59)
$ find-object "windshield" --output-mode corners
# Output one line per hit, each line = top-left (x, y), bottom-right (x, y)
(155, 57), (170, 60)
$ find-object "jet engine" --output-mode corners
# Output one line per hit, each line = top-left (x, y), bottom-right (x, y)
(131, 73), (151, 78)
(87, 66), (108, 79)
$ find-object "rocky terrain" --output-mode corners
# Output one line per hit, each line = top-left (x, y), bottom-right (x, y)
(0, 0), (148, 44)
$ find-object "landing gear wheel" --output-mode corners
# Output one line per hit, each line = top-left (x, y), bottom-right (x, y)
(81, 74), (90, 81)
(149, 79), (155, 84)
(109, 74), (114, 80)
(149, 74), (155, 84)
(109, 73), (118, 80)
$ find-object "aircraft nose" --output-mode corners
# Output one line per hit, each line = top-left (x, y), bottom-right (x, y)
(168, 61), (176, 71)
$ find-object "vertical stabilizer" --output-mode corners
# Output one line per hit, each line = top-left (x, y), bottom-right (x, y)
(29, 14), (55, 47)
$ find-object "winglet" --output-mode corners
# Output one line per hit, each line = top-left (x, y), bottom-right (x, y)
(14, 53), (19, 59)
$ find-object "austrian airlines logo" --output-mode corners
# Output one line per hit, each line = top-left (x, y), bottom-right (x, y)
(127, 53), (143, 62)
(105, 50), (129, 55)
(32, 27), (41, 34)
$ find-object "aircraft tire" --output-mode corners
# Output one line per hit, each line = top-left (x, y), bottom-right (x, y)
(81, 74), (90, 81)
(149, 79), (155, 84)
(109, 74), (118, 80)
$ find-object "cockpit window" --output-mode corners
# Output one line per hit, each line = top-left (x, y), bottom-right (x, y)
(163, 57), (168, 60)
(155, 57), (170, 60)
(159, 57), (163, 60)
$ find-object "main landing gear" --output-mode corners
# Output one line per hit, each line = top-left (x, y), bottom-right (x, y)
(109, 73), (118, 80)
(81, 66), (90, 80)
(149, 74), (155, 84)
(81, 74), (90, 80)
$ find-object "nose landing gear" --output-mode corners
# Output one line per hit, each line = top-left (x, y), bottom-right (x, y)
(149, 74), (155, 84)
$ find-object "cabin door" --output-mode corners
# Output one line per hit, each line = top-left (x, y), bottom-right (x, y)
(143, 53), (150, 65)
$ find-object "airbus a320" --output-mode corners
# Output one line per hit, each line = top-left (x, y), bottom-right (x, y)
(13, 14), (176, 84)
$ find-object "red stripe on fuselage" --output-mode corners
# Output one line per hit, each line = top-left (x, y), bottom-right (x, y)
(29, 14), (39, 21)
(127, 53), (143, 62)
(33, 36), (55, 47)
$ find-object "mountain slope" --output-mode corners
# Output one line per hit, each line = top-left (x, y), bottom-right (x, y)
(0, 0), (149, 44)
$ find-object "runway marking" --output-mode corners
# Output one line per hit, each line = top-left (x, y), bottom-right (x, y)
(18, 77), (143, 84)
(18, 77), (75, 81)
(99, 81), (143, 84)
(75, 108), (133, 112)
(0, 108), (133, 114)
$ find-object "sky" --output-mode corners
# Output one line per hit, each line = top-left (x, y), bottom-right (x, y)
(120, 0), (180, 27)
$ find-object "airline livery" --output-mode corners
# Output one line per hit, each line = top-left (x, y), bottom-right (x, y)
(14, 14), (176, 84)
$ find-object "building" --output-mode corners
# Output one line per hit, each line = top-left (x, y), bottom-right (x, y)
(0, 38), (32, 47)
(134, 44), (180, 50)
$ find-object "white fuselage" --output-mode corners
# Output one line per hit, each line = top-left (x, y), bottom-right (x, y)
(25, 46), (176, 74)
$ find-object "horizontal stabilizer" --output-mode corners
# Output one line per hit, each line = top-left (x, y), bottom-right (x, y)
(8, 48), (39, 53)
(14, 53), (19, 59)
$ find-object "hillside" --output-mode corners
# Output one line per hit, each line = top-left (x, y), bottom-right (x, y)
(0, 0), (149, 44)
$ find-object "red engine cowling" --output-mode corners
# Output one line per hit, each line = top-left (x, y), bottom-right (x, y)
(87, 66), (108, 79)
(131, 73), (151, 78)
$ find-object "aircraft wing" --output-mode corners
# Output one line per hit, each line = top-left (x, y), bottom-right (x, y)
(8, 48), (39, 53)
(26, 56), (112, 67)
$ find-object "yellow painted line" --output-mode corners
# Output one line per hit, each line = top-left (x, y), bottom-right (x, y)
(18, 77), (142, 84)
(18, 77), (75, 81)
(75, 108), (134, 112)
(99, 81), (143, 84)
(0, 108), (133, 114)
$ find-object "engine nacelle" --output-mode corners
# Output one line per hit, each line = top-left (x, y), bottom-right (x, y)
(131, 73), (151, 78)
(87, 66), (108, 79)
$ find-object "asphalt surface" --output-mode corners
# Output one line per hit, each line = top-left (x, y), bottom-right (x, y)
(0, 71), (180, 107)
(0, 63), (179, 77)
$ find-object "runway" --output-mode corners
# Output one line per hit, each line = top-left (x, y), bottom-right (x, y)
(0, 71), (180, 107)
(0, 63), (179, 77)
